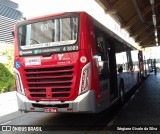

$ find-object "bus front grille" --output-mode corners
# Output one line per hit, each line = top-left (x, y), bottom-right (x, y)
(24, 66), (74, 100)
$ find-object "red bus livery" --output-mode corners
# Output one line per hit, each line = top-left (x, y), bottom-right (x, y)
(14, 12), (146, 113)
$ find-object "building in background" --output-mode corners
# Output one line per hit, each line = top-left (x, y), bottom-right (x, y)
(0, 0), (22, 44)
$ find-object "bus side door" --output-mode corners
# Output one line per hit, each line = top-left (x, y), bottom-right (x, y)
(108, 42), (118, 102)
(96, 35), (110, 101)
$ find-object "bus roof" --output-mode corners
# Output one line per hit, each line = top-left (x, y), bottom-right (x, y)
(27, 12), (80, 21)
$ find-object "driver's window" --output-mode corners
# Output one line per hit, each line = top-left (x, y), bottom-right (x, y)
(19, 26), (26, 46)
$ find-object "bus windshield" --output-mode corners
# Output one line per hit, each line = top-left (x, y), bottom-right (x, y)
(18, 17), (79, 50)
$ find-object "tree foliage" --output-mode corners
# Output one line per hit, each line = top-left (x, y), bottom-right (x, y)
(0, 44), (14, 93)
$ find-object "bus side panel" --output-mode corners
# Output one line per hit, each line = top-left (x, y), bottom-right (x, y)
(86, 15), (103, 113)
(118, 72), (138, 93)
(86, 15), (100, 98)
(87, 15), (111, 112)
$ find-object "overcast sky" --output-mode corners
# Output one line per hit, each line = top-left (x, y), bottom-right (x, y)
(11, 0), (96, 18)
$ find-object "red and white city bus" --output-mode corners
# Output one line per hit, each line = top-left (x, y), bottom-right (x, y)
(13, 12), (145, 113)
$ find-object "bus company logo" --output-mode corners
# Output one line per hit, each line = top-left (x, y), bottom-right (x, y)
(20, 51), (33, 55)
(24, 57), (41, 66)
(2, 126), (11, 131)
(58, 54), (64, 60)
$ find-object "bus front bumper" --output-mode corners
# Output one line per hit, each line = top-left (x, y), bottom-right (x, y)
(16, 90), (96, 113)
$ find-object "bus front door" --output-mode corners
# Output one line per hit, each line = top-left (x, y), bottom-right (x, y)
(108, 42), (118, 103)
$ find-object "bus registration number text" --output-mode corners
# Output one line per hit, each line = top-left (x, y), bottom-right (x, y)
(44, 107), (58, 113)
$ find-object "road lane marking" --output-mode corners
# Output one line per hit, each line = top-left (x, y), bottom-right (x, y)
(130, 95), (135, 100)
(136, 89), (139, 93)
(0, 112), (26, 125)
(0, 121), (11, 125)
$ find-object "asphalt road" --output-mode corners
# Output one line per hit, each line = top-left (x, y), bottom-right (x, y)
(105, 73), (160, 134)
(0, 103), (122, 134)
(0, 73), (160, 134)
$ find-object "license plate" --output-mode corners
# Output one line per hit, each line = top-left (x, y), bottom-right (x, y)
(44, 107), (58, 113)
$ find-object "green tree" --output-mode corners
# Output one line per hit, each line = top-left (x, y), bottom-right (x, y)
(0, 44), (14, 93)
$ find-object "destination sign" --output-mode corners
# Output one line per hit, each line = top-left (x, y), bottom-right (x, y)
(19, 45), (78, 56)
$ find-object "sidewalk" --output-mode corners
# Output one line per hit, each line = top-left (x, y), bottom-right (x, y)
(0, 91), (18, 117)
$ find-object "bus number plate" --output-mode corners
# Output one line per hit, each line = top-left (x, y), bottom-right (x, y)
(44, 107), (58, 113)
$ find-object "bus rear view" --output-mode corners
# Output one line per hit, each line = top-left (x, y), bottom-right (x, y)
(14, 12), (97, 113)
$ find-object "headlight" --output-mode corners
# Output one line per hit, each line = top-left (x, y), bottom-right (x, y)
(14, 68), (25, 95)
(79, 63), (90, 95)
